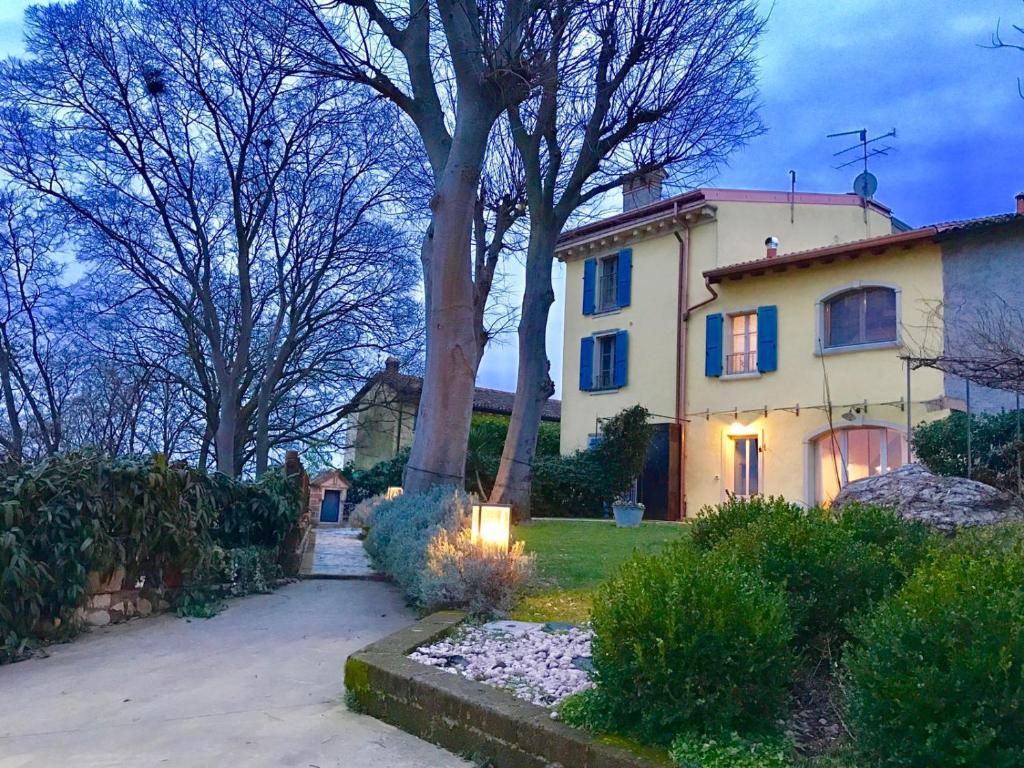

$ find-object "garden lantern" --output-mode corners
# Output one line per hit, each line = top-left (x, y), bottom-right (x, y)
(385, 486), (403, 500)
(470, 503), (511, 552)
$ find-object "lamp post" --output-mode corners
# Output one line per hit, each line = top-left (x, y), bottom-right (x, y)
(470, 503), (512, 552)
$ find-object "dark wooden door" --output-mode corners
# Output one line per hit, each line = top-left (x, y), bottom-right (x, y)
(320, 490), (341, 523)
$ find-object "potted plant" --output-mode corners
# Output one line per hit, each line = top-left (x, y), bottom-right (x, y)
(612, 499), (645, 528)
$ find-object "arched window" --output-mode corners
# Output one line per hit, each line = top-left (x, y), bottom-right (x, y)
(814, 426), (905, 503)
(823, 286), (897, 349)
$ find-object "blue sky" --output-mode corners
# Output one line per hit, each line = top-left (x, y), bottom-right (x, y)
(3, 1), (1023, 396)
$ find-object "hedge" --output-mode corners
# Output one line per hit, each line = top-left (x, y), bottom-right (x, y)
(0, 452), (302, 662)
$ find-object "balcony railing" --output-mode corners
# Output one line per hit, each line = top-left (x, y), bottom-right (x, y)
(726, 351), (757, 375)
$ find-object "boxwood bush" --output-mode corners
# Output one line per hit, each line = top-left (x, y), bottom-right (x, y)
(581, 542), (795, 743)
(690, 495), (802, 551)
(845, 542), (1024, 767)
(714, 502), (933, 653)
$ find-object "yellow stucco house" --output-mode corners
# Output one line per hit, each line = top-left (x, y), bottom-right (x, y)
(345, 357), (561, 471)
(557, 182), (1024, 518)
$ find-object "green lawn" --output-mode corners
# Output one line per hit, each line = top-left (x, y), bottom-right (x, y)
(511, 519), (689, 623)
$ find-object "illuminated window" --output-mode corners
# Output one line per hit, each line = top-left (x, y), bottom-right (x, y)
(727, 312), (758, 374)
(732, 436), (759, 497)
(824, 287), (897, 348)
(815, 427), (905, 503)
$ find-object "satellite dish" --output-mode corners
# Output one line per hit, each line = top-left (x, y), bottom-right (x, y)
(853, 171), (878, 199)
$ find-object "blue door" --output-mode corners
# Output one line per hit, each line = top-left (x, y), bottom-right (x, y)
(320, 490), (341, 523)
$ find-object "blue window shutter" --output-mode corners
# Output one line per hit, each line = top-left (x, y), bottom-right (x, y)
(582, 259), (597, 315)
(757, 305), (778, 372)
(705, 313), (723, 377)
(613, 330), (629, 388)
(579, 336), (595, 391)
(616, 248), (632, 308)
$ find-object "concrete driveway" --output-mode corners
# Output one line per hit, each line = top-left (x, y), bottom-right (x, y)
(0, 580), (470, 768)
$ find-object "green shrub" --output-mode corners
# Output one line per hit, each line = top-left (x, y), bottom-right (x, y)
(348, 414), (561, 504)
(833, 502), (936, 576)
(669, 731), (792, 768)
(208, 465), (303, 548)
(365, 486), (534, 614)
(532, 405), (654, 517)
(845, 545), (1024, 767)
(716, 505), (930, 654)
(364, 485), (467, 597)
(586, 542), (794, 743)
(421, 528), (534, 614)
(690, 496), (802, 551)
(348, 448), (410, 504)
(913, 409), (1024, 491)
(0, 452), (302, 662)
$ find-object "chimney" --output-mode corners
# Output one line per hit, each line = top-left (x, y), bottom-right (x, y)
(765, 236), (779, 259)
(384, 356), (401, 375)
(1016, 192), (1024, 215)
(622, 169), (667, 212)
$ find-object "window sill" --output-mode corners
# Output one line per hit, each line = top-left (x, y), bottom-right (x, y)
(588, 386), (622, 395)
(591, 306), (622, 318)
(816, 339), (901, 356)
(720, 371), (762, 381)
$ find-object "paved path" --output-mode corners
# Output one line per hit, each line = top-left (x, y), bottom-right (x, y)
(303, 527), (377, 578)
(0, 581), (469, 768)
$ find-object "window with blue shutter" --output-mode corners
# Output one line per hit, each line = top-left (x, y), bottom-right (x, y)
(616, 248), (632, 308)
(613, 330), (629, 388)
(757, 305), (778, 372)
(582, 259), (597, 315)
(705, 313), (723, 377)
(579, 336), (595, 390)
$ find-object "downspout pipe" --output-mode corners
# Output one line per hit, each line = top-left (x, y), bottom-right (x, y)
(674, 228), (688, 520)
(674, 230), (720, 519)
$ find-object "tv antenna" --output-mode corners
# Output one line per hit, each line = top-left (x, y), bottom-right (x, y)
(827, 127), (896, 221)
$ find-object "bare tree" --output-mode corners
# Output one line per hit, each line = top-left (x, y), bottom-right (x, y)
(290, 0), (561, 491)
(0, 190), (75, 461)
(489, 0), (765, 516)
(991, 9), (1024, 98)
(0, 0), (421, 475)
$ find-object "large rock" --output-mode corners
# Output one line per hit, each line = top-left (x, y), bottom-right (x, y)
(832, 463), (1024, 533)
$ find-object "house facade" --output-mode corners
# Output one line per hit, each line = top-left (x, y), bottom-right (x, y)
(557, 183), (1024, 516)
(344, 357), (561, 471)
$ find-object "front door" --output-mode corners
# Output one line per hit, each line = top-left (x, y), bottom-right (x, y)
(320, 490), (341, 523)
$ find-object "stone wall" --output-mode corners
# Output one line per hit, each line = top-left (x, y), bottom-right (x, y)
(345, 612), (664, 768)
(76, 568), (173, 628)
(941, 223), (1024, 412)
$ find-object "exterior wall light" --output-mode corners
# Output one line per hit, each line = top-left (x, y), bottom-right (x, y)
(385, 486), (404, 500)
(471, 503), (511, 552)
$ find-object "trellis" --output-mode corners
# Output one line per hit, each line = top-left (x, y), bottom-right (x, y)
(902, 355), (1024, 480)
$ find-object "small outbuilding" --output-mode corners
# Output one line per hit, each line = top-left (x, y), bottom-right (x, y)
(309, 469), (352, 525)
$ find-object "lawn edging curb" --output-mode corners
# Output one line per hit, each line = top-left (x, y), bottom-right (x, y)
(344, 611), (667, 768)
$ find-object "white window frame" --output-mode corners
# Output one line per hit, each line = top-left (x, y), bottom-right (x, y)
(596, 253), (619, 312)
(814, 282), (902, 356)
(730, 434), (760, 498)
(726, 311), (759, 376)
(593, 332), (617, 391)
(804, 422), (907, 504)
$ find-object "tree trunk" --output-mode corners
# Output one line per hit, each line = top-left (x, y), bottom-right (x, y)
(215, 385), (239, 476)
(0, 344), (23, 462)
(402, 120), (491, 493)
(489, 224), (558, 519)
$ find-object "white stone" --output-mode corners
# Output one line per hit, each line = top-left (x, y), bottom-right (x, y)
(90, 594), (111, 609)
(410, 625), (595, 708)
(86, 610), (111, 627)
(137, 598), (153, 617)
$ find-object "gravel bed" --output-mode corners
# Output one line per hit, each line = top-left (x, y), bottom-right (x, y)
(408, 623), (595, 708)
